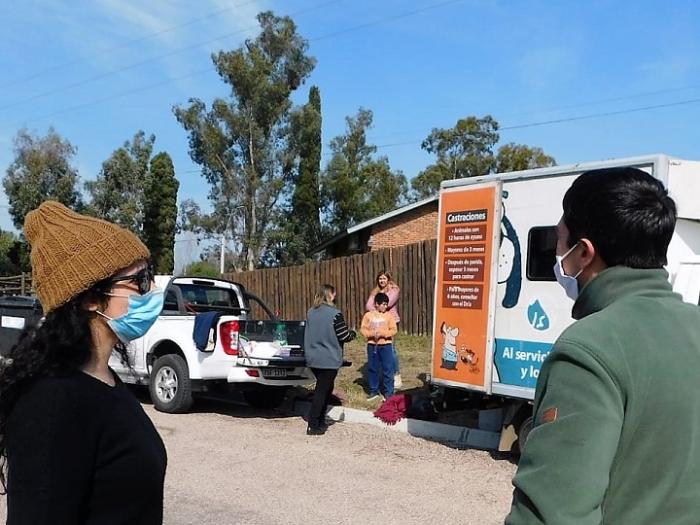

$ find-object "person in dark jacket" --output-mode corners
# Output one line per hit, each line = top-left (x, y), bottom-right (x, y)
(304, 284), (356, 435)
(506, 167), (700, 524)
(0, 201), (167, 524)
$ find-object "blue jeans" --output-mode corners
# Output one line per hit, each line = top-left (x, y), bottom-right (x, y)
(367, 343), (394, 397)
(393, 324), (400, 374)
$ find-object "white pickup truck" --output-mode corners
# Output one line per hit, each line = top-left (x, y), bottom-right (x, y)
(109, 275), (314, 413)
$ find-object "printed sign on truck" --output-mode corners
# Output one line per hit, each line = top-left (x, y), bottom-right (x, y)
(431, 182), (501, 392)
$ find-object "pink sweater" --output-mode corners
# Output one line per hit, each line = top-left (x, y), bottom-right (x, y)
(365, 286), (400, 324)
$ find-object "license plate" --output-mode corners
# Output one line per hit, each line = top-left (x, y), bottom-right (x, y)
(262, 368), (287, 378)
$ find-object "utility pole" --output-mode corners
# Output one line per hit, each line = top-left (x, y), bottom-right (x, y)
(219, 234), (226, 274)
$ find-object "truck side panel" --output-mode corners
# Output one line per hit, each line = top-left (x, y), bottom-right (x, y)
(490, 175), (577, 398)
(430, 181), (501, 393)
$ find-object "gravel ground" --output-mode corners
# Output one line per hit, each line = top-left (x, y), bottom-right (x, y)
(0, 397), (517, 524)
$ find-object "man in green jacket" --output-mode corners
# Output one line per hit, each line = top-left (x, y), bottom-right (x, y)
(506, 167), (700, 524)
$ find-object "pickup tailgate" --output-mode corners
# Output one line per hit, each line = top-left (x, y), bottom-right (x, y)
(234, 320), (306, 368)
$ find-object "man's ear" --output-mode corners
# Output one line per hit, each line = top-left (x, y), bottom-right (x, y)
(579, 238), (597, 267)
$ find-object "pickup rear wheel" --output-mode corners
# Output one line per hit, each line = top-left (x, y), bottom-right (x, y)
(243, 387), (288, 409)
(516, 415), (534, 454)
(150, 354), (193, 413)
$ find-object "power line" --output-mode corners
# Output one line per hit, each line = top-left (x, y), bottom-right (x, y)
(500, 97), (700, 130)
(5, 0), (696, 153)
(370, 83), (700, 143)
(0, 0), (262, 90)
(175, 95), (700, 173)
(12, 0), (464, 126)
(373, 96), (700, 150)
(308, 0), (465, 42)
(503, 84), (700, 120)
(0, 0), (343, 113)
(14, 67), (213, 127)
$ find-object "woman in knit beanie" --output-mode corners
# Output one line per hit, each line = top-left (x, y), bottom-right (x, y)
(0, 201), (167, 524)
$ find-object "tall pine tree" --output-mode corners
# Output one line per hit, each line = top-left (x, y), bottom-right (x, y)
(287, 85), (322, 264)
(143, 152), (179, 273)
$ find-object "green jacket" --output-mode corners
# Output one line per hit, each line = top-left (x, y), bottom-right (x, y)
(506, 266), (700, 525)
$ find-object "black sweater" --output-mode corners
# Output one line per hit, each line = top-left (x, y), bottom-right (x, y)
(5, 370), (167, 524)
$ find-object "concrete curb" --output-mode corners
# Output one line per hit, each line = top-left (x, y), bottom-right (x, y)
(294, 400), (500, 450)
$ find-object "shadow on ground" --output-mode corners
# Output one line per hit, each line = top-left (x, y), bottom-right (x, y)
(129, 384), (301, 421)
(131, 383), (520, 463)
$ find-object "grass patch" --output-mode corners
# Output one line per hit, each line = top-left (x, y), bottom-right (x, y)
(303, 333), (433, 411)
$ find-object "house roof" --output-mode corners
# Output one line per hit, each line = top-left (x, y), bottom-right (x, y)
(311, 195), (438, 254)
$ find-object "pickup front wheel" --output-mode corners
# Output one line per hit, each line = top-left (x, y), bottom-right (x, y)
(150, 354), (193, 413)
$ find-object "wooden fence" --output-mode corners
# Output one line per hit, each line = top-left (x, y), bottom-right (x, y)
(225, 239), (438, 335)
(0, 273), (33, 296)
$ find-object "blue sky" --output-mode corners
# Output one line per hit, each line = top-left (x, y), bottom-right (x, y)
(1, 0), (699, 270)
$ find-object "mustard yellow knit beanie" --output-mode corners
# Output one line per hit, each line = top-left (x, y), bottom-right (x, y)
(24, 201), (150, 313)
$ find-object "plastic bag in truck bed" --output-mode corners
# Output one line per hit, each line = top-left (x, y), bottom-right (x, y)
(238, 337), (292, 359)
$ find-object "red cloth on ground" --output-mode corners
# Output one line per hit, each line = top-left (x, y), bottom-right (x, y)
(373, 394), (411, 425)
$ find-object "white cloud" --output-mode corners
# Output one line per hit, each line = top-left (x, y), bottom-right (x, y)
(76, 0), (266, 94)
(97, 0), (173, 37)
(93, 0), (265, 47)
(210, 0), (266, 37)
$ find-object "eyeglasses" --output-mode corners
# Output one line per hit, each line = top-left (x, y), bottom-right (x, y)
(108, 265), (154, 295)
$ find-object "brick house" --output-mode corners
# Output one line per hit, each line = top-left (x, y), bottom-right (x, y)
(312, 196), (438, 258)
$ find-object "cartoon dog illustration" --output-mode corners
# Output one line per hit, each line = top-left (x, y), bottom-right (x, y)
(458, 345), (480, 373)
(440, 321), (459, 370)
(458, 345), (478, 365)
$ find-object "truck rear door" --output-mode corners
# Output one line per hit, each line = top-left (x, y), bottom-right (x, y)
(431, 180), (502, 394)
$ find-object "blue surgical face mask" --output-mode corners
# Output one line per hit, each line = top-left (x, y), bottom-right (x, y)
(97, 289), (164, 343)
(553, 243), (582, 301)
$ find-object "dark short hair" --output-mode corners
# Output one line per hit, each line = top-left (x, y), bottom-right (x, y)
(374, 292), (389, 305)
(562, 167), (677, 268)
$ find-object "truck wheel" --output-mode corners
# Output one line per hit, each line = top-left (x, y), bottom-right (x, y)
(517, 416), (534, 454)
(150, 354), (193, 413)
(243, 387), (288, 409)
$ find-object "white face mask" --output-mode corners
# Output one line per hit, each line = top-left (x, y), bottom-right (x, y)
(553, 242), (582, 301)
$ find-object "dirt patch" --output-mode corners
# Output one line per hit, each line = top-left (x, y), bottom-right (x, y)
(0, 398), (518, 524)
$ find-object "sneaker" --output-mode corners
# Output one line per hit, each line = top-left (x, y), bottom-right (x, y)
(306, 426), (326, 436)
(366, 394), (381, 402)
(394, 374), (403, 389)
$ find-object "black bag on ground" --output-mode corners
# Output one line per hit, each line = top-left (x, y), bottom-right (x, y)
(406, 395), (438, 421)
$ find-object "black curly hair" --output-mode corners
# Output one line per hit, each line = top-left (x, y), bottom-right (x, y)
(0, 280), (129, 493)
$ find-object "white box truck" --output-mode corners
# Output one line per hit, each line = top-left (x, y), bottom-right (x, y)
(429, 154), (700, 451)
